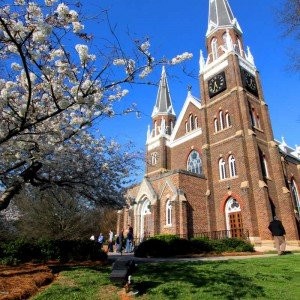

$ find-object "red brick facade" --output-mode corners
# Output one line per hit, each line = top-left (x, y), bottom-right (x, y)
(117, 1), (300, 247)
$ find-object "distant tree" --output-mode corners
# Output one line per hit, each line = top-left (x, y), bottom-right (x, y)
(13, 186), (118, 240)
(0, 0), (193, 211)
(276, 0), (300, 71)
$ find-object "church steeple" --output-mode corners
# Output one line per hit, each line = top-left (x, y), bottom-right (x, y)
(206, 0), (242, 37)
(151, 66), (175, 118)
(147, 66), (176, 141)
(200, 0), (255, 74)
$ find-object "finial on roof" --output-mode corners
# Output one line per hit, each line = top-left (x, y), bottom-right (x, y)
(246, 46), (255, 65)
(199, 50), (205, 74)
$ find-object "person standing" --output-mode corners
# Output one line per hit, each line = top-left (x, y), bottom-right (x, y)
(108, 230), (114, 252)
(97, 232), (104, 248)
(268, 216), (286, 255)
(125, 225), (134, 253)
(116, 230), (124, 254)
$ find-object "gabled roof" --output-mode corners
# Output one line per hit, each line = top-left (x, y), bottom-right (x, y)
(206, 0), (242, 36)
(151, 66), (175, 117)
(170, 91), (201, 143)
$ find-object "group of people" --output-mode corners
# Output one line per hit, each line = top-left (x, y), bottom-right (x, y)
(90, 225), (135, 253)
(90, 218), (287, 255)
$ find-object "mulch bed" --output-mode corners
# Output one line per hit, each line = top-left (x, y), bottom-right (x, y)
(0, 263), (54, 300)
(0, 261), (105, 300)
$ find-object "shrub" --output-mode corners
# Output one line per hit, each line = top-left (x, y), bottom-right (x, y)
(153, 234), (180, 242)
(134, 238), (169, 257)
(190, 237), (214, 253)
(210, 238), (254, 253)
(0, 238), (107, 265)
(134, 236), (254, 257)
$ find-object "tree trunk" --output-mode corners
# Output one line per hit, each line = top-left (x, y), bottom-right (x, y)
(0, 181), (23, 211)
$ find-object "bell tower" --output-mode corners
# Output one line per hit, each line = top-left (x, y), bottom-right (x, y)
(199, 0), (298, 243)
(145, 66), (176, 177)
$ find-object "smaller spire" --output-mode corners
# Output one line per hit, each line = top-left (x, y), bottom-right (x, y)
(151, 66), (175, 118)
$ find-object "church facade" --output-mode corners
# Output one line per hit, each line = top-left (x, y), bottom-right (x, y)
(116, 0), (300, 247)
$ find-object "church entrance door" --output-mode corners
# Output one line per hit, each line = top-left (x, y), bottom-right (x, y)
(229, 211), (243, 238)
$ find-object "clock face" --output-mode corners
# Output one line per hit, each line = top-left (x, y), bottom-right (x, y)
(241, 68), (258, 96)
(208, 71), (227, 98)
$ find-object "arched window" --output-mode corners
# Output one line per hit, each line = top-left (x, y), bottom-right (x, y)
(229, 155), (237, 177)
(185, 121), (188, 133)
(194, 116), (198, 129)
(222, 33), (227, 50)
(151, 152), (158, 165)
(256, 115), (261, 129)
(259, 148), (269, 178)
(211, 38), (218, 60)
(263, 155), (269, 178)
(166, 199), (172, 226)
(251, 108), (257, 128)
(219, 158), (226, 180)
(189, 114), (194, 131)
(154, 121), (158, 135)
(219, 110), (224, 130)
(187, 150), (202, 175)
(225, 112), (231, 127)
(291, 179), (300, 216)
(170, 121), (174, 132)
(214, 118), (218, 132)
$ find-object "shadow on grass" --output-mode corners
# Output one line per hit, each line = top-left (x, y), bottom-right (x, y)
(134, 261), (266, 299)
(48, 262), (110, 275)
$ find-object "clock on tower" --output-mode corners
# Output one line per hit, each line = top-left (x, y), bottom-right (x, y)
(241, 68), (258, 96)
(208, 71), (227, 98)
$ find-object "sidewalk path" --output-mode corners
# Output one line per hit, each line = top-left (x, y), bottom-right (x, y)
(107, 251), (300, 264)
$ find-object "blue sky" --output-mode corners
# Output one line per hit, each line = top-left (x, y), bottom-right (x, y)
(83, 0), (299, 178)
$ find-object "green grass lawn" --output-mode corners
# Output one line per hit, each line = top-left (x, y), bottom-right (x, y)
(33, 254), (300, 300)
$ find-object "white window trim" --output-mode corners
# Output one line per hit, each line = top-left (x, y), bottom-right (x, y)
(219, 158), (226, 180)
(229, 155), (237, 177)
(166, 199), (172, 226)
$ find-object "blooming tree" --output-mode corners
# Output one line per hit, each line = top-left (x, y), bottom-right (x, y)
(0, 0), (192, 211)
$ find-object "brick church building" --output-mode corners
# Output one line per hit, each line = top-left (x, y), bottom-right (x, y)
(116, 0), (300, 247)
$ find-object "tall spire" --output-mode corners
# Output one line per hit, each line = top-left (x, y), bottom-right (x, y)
(206, 0), (242, 37)
(151, 66), (175, 118)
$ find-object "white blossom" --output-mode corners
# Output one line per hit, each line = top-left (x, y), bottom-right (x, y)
(49, 49), (64, 59)
(108, 89), (129, 100)
(170, 52), (193, 65)
(72, 22), (84, 33)
(140, 41), (150, 52)
(27, 2), (42, 19)
(113, 58), (127, 66)
(126, 59), (135, 75)
(139, 66), (152, 78)
(11, 63), (22, 71)
(75, 44), (96, 64)
(14, 0), (25, 5)
(56, 3), (70, 18)
(45, 0), (58, 6)
(69, 10), (79, 22)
